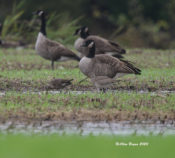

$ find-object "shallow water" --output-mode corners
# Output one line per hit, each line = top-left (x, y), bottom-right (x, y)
(0, 121), (174, 136)
(1, 90), (175, 96)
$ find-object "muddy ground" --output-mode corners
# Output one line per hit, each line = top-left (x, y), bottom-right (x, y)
(0, 78), (175, 92)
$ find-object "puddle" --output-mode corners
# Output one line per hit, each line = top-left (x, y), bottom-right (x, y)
(0, 121), (174, 136)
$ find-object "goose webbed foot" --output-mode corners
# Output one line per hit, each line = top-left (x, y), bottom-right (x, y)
(101, 88), (107, 93)
(97, 88), (107, 93)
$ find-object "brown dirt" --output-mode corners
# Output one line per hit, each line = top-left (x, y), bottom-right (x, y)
(0, 78), (94, 91)
(0, 108), (174, 123)
(0, 78), (175, 92)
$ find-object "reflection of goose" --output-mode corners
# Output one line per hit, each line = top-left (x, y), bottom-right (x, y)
(74, 26), (125, 58)
(34, 10), (80, 70)
(49, 78), (73, 89)
(79, 40), (141, 90)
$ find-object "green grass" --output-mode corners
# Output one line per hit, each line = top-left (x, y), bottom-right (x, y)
(0, 91), (174, 121)
(1, 68), (175, 81)
(0, 48), (175, 121)
(0, 69), (82, 81)
(0, 48), (175, 82)
(0, 91), (174, 111)
(0, 134), (174, 158)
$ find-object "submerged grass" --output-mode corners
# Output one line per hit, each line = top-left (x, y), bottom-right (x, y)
(0, 134), (174, 158)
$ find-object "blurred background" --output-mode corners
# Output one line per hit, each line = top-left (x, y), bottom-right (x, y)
(0, 0), (175, 49)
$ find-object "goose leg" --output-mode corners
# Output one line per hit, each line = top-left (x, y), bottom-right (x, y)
(51, 61), (54, 70)
(78, 77), (88, 83)
(98, 88), (106, 93)
(101, 88), (107, 93)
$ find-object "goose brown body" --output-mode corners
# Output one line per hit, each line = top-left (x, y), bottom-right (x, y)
(74, 26), (125, 58)
(85, 35), (126, 55)
(79, 54), (141, 79)
(36, 32), (80, 62)
(49, 78), (73, 89)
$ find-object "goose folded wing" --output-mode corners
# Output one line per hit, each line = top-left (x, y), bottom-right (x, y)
(94, 55), (141, 76)
(93, 55), (122, 77)
(86, 35), (125, 54)
(47, 39), (79, 58)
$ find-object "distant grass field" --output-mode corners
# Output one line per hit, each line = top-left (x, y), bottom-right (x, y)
(0, 134), (174, 158)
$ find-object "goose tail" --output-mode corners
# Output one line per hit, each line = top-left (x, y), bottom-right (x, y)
(74, 55), (81, 61)
(121, 59), (141, 75)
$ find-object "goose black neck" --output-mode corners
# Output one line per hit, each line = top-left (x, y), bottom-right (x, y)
(40, 14), (46, 36)
(0, 26), (2, 36)
(0, 26), (2, 44)
(86, 46), (95, 58)
(81, 31), (89, 39)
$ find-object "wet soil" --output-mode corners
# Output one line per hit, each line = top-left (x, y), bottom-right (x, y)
(0, 78), (175, 92)
(0, 108), (174, 123)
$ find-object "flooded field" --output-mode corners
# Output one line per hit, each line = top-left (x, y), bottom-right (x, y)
(0, 120), (175, 136)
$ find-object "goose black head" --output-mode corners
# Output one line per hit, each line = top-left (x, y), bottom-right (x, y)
(74, 26), (89, 39)
(82, 40), (95, 58)
(33, 10), (45, 17)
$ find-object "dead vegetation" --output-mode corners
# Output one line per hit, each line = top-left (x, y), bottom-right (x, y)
(0, 108), (174, 123)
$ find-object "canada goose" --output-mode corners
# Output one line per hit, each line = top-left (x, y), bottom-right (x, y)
(79, 40), (141, 90)
(33, 10), (80, 70)
(0, 40), (26, 48)
(49, 78), (73, 89)
(74, 26), (126, 58)
(0, 22), (26, 48)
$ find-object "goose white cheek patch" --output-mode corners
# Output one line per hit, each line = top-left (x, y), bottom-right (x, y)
(88, 42), (94, 48)
(39, 11), (44, 16)
(85, 27), (89, 32)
